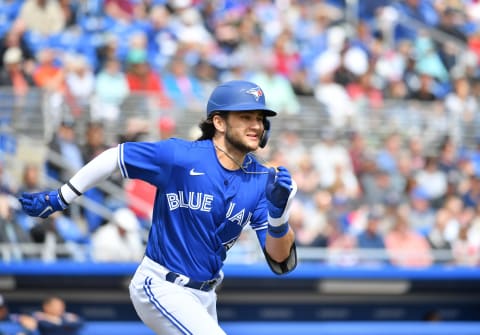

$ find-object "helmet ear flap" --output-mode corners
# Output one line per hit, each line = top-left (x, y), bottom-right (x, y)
(259, 119), (270, 148)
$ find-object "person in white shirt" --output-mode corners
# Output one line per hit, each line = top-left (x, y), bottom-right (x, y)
(91, 207), (144, 262)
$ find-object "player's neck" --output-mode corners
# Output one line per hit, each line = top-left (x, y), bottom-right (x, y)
(212, 139), (246, 171)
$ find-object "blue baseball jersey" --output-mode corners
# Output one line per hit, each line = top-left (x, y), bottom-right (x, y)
(118, 138), (270, 281)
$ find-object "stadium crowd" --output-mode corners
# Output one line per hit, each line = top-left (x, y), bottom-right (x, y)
(0, 0), (480, 266)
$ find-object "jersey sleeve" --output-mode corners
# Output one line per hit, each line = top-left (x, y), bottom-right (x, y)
(250, 192), (269, 249)
(118, 140), (174, 188)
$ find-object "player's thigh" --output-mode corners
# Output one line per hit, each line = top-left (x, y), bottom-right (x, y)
(129, 276), (225, 335)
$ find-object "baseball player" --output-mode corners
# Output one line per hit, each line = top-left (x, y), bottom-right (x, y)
(19, 80), (298, 335)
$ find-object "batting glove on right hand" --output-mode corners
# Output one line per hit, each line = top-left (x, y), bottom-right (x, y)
(266, 166), (293, 218)
(18, 190), (68, 218)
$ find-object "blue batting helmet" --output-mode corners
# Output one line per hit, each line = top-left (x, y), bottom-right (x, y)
(206, 80), (277, 117)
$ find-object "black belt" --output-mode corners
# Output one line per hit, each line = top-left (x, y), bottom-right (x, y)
(165, 271), (220, 292)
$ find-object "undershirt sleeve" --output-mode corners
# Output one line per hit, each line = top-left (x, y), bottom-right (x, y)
(59, 146), (119, 204)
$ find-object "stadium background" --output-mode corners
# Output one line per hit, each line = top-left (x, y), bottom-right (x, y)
(1, 0), (480, 334)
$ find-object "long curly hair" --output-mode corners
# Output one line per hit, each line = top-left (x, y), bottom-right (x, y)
(197, 112), (226, 141)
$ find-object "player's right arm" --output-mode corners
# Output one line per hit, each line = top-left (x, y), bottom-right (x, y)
(19, 147), (119, 218)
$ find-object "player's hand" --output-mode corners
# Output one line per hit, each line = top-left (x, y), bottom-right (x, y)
(18, 190), (68, 218)
(266, 166), (292, 218)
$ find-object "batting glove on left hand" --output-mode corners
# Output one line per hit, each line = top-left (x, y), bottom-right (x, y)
(18, 190), (68, 218)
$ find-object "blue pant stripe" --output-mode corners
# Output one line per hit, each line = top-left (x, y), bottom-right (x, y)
(143, 277), (192, 335)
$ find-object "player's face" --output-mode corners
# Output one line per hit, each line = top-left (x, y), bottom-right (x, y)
(224, 111), (264, 153)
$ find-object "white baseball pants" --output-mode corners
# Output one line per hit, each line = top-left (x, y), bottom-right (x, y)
(129, 256), (226, 335)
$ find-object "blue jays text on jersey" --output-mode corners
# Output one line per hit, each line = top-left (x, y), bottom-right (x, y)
(118, 138), (271, 281)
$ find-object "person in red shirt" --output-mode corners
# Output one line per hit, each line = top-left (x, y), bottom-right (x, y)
(125, 49), (171, 109)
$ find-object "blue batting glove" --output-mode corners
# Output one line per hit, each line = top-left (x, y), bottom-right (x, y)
(266, 166), (292, 218)
(18, 190), (68, 218)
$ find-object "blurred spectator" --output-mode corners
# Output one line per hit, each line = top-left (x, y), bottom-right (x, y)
(59, 0), (78, 28)
(80, 121), (120, 233)
(406, 136), (426, 173)
(32, 48), (66, 126)
(21, 296), (84, 335)
(144, 5), (177, 71)
(462, 174), (480, 209)
(407, 72), (438, 101)
(384, 79), (409, 100)
(91, 57), (130, 123)
(347, 131), (370, 178)
(292, 154), (320, 202)
(314, 70), (356, 130)
(408, 186), (436, 236)
(14, 164), (43, 247)
(125, 48), (171, 110)
(356, 208), (387, 265)
(161, 56), (205, 111)
(172, 7), (215, 55)
(442, 195), (464, 244)
(357, 206), (385, 249)
(413, 34), (450, 85)
(104, 0), (135, 23)
(303, 189), (334, 247)
(64, 54), (95, 118)
(124, 178), (155, 232)
(444, 76), (478, 146)
(46, 119), (84, 183)
(327, 233), (359, 267)
(157, 116), (176, 140)
(390, 152), (415, 197)
(32, 49), (64, 92)
(91, 207), (144, 262)
(81, 122), (110, 162)
(0, 295), (8, 322)
(391, 1), (439, 41)
(437, 136), (460, 177)
(17, 0), (66, 36)
(435, 7), (468, 72)
(346, 69), (384, 111)
(311, 129), (359, 197)
(362, 166), (398, 207)
(274, 128), (307, 169)
(0, 162), (28, 259)
(250, 52), (301, 115)
(0, 47), (35, 99)
(117, 117), (150, 143)
(95, 34), (121, 71)
(271, 29), (301, 79)
(414, 156), (448, 207)
(451, 221), (479, 266)
(0, 20), (35, 70)
(290, 66), (314, 97)
(385, 207), (433, 267)
(194, 59), (218, 98)
(427, 208), (452, 253)
(289, 200), (317, 247)
(2, 294), (38, 335)
(376, 132), (402, 175)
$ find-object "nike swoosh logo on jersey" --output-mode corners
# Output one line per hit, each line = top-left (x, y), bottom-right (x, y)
(189, 168), (205, 176)
(38, 205), (53, 217)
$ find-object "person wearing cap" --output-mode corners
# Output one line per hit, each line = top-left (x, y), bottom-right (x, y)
(18, 80), (297, 334)
(357, 207), (387, 264)
(0, 46), (35, 96)
(90, 207), (144, 262)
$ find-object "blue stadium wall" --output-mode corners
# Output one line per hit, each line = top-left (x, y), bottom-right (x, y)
(1, 261), (480, 323)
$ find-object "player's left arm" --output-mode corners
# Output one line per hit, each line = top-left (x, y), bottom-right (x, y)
(263, 166), (297, 275)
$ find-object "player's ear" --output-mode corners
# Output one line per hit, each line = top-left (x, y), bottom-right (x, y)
(212, 113), (226, 133)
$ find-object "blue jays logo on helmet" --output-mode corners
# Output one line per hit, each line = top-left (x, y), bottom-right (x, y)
(245, 87), (263, 101)
(206, 80), (276, 117)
